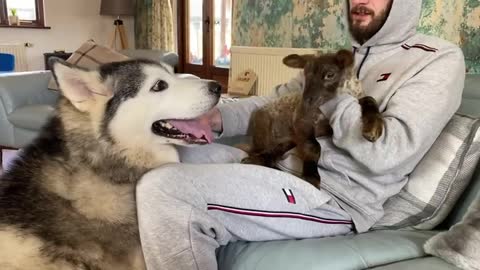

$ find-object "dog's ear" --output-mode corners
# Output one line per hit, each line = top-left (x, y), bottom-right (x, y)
(335, 49), (354, 68)
(283, 54), (314, 69)
(51, 58), (113, 112)
(160, 62), (175, 74)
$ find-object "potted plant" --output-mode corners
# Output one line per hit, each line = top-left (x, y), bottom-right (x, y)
(8, 8), (19, 26)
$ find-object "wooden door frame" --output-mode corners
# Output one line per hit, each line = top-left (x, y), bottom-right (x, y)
(176, 0), (229, 84)
(177, 0), (185, 73)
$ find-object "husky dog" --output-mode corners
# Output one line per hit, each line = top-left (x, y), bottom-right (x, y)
(0, 58), (221, 269)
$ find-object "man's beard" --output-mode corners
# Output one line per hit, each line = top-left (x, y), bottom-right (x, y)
(348, 2), (393, 45)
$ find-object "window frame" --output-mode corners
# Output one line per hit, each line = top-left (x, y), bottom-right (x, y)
(177, 0), (232, 90)
(0, 0), (49, 29)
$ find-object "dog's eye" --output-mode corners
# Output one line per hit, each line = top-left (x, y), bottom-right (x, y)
(324, 72), (336, 80)
(151, 80), (168, 92)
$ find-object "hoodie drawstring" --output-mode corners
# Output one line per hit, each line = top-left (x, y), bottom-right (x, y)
(356, 46), (371, 79)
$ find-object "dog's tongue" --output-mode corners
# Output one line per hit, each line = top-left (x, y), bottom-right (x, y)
(167, 118), (213, 143)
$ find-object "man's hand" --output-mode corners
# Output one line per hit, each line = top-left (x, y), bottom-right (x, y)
(198, 107), (223, 133)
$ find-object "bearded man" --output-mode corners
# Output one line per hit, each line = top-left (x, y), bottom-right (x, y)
(135, 1), (466, 269)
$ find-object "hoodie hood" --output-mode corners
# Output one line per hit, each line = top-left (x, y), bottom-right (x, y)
(348, 0), (422, 50)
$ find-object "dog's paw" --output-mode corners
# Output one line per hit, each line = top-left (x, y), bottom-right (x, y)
(362, 116), (383, 142)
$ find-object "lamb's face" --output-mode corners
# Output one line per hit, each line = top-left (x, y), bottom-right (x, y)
(283, 49), (355, 113)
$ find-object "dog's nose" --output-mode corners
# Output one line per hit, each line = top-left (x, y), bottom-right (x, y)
(208, 82), (222, 96)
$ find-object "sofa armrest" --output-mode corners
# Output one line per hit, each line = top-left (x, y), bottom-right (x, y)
(0, 71), (59, 115)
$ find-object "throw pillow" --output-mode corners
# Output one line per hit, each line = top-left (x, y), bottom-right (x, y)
(373, 113), (480, 230)
(48, 40), (129, 90)
(424, 194), (480, 270)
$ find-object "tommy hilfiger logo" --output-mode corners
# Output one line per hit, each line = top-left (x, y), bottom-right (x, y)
(377, 73), (392, 82)
(282, 188), (296, 204)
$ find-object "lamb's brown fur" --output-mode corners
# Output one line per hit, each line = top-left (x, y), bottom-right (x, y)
(241, 49), (384, 187)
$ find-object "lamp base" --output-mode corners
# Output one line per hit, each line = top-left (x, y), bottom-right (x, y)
(110, 18), (129, 50)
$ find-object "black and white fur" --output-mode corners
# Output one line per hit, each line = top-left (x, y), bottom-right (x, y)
(0, 58), (221, 270)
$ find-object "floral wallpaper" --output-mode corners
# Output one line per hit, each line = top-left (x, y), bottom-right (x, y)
(233, 0), (480, 73)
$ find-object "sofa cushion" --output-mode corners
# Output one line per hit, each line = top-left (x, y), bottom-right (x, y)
(217, 230), (436, 270)
(458, 74), (480, 117)
(7, 104), (55, 130)
(424, 193), (480, 270)
(48, 40), (129, 91)
(373, 113), (480, 230)
(442, 166), (480, 228)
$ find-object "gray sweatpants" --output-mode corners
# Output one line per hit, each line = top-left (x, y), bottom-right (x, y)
(136, 144), (353, 270)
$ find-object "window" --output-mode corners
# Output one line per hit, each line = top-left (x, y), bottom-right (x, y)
(178, 0), (232, 90)
(188, 0), (203, 65)
(212, 0), (231, 68)
(0, 0), (47, 28)
(184, 0), (232, 68)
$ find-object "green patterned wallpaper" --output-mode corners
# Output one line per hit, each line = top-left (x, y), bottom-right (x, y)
(233, 0), (480, 73)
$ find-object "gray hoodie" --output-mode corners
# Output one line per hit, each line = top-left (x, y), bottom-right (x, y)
(217, 0), (466, 233)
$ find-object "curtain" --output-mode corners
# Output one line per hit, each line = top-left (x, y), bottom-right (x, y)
(151, 0), (174, 51)
(135, 0), (174, 51)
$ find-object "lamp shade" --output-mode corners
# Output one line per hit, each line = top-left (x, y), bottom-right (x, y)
(100, 0), (134, 16)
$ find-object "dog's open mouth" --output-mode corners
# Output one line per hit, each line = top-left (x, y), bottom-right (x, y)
(152, 118), (213, 144)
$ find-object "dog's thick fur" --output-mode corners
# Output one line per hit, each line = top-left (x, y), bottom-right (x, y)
(242, 49), (384, 186)
(0, 59), (220, 269)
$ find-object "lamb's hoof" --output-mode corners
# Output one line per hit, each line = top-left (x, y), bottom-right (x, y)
(241, 157), (251, 164)
(241, 156), (257, 164)
(241, 156), (265, 166)
(362, 117), (383, 142)
(359, 96), (384, 142)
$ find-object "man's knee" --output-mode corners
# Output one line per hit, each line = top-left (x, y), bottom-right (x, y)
(137, 166), (183, 199)
(136, 165), (204, 206)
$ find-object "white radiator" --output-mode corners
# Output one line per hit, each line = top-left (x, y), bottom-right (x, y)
(228, 46), (319, 96)
(0, 44), (28, 72)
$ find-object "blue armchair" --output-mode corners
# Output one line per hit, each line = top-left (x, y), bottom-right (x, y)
(0, 53), (15, 72)
(0, 71), (59, 163)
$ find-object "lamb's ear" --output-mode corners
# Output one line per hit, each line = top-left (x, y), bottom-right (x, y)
(335, 49), (354, 68)
(283, 54), (314, 69)
(50, 58), (113, 112)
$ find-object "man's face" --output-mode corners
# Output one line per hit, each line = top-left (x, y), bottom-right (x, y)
(348, 0), (393, 44)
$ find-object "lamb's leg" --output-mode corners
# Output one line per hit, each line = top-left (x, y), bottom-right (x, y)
(359, 96), (384, 142)
(242, 140), (295, 168)
(298, 139), (321, 188)
(294, 121), (322, 187)
(313, 118), (333, 138)
(303, 161), (321, 188)
(241, 109), (272, 166)
(242, 109), (294, 168)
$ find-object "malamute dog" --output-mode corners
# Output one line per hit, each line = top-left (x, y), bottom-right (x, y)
(0, 58), (221, 269)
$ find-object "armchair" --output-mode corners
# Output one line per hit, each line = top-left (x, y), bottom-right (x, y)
(0, 71), (59, 164)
